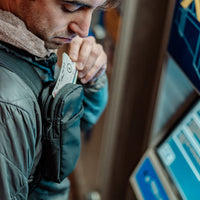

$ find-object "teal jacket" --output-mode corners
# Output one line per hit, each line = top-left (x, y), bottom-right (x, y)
(0, 41), (108, 199)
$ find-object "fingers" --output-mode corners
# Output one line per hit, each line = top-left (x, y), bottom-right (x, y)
(86, 63), (107, 84)
(80, 51), (107, 83)
(67, 36), (107, 84)
(76, 37), (95, 71)
(67, 36), (83, 62)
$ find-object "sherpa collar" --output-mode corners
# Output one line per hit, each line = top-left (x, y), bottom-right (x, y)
(0, 9), (50, 58)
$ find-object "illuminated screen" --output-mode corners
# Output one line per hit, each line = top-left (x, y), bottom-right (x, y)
(168, 0), (200, 93)
(157, 100), (200, 199)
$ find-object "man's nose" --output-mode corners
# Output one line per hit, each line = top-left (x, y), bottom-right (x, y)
(69, 10), (92, 38)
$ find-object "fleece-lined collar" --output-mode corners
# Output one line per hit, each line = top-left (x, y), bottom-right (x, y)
(0, 9), (50, 58)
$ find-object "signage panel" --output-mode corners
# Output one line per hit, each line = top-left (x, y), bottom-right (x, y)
(168, 0), (200, 92)
(133, 157), (169, 200)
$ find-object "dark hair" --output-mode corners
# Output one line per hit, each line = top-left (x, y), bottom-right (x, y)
(101, 0), (121, 9)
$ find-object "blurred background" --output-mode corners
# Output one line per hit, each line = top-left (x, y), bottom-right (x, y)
(61, 0), (200, 199)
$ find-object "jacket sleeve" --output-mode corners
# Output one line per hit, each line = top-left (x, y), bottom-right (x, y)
(0, 101), (38, 200)
(81, 73), (108, 131)
(28, 177), (70, 200)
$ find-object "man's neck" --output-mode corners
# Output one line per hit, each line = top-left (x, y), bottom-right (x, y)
(0, 1), (15, 12)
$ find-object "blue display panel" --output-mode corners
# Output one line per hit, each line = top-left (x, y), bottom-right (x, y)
(158, 100), (200, 200)
(168, 0), (200, 92)
(135, 157), (169, 200)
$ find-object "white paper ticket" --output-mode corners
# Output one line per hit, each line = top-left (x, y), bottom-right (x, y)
(52, 53), (78, 97)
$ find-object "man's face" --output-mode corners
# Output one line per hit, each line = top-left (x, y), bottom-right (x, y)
(18, 0), (106, 49)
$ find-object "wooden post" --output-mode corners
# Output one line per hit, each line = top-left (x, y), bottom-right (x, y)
(97, 0), (175, 199)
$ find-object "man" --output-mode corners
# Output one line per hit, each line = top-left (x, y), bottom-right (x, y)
(0, 0), (118, 199)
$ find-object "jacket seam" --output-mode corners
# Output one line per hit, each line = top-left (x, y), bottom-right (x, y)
(0, 151), (29, 199)
(10, 183), (27, 200)
(0, 152), (28, 183)
(0, 99), (36, 127)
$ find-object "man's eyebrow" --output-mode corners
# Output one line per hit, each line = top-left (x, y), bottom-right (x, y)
(62, 1), (93, 9)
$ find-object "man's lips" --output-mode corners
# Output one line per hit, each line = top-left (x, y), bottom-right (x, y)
(54, 37), (73, 43)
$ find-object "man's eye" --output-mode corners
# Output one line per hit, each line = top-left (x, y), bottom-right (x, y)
(62, 3), (81, 12)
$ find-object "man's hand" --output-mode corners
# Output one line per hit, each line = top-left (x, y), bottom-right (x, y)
(67, 36), (107, 84)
